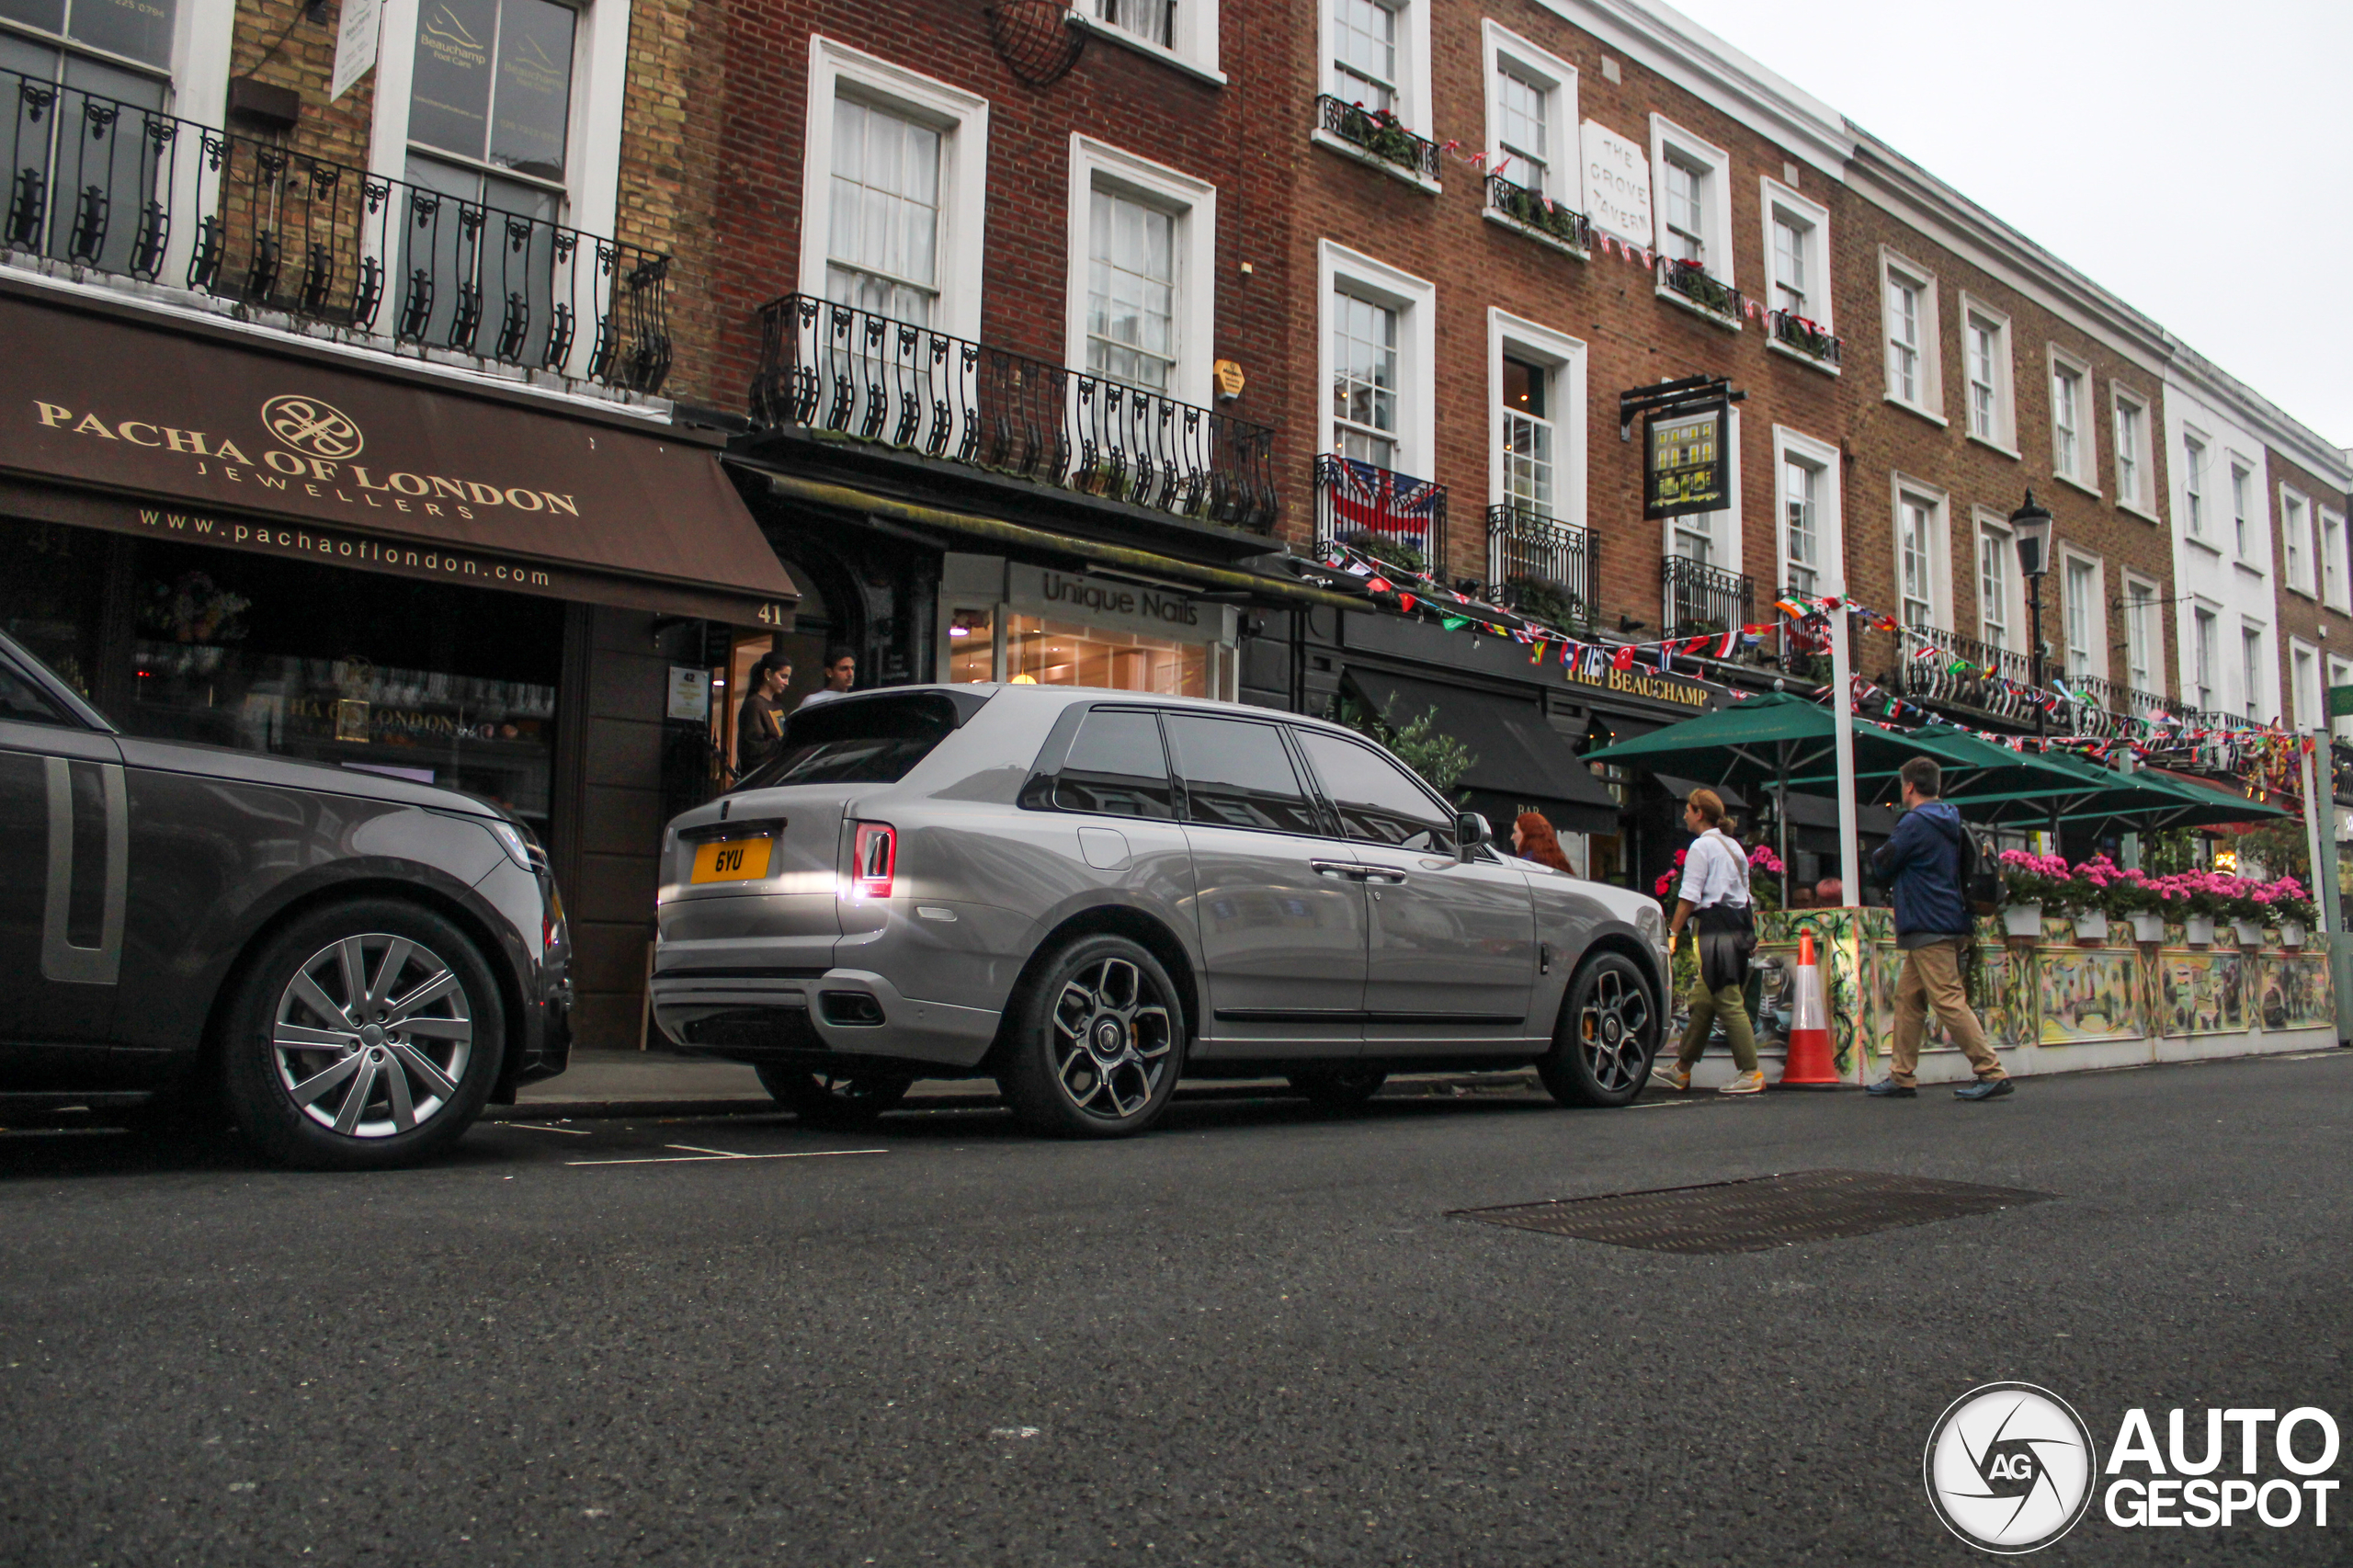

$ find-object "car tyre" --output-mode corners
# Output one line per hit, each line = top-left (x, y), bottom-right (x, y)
(998, 934), (1187, 1138)
(220, 898), (506, 1170)
(1288, 1066), (1387, 1109)
(1537, 952), (1658, 1108)
(755, 1064), (915, 1128)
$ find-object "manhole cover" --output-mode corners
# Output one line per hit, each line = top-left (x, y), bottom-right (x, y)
(1451, 1169), (2052, 1255)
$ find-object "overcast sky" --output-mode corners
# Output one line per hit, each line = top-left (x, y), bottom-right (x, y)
(1661, 0), (2353, 453)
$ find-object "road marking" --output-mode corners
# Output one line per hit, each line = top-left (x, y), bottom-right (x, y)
(564, 1147), (887, 1167)
(502, 1121), (592, 1135)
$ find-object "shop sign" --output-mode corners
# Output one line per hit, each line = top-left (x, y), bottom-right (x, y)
(1563, 662), (1715, 710)
(1580, 119), (1652, 247)
(1643, 403), (1730, 519)
(666, 665), (711, 722)
(1007, 564), (1222, 642)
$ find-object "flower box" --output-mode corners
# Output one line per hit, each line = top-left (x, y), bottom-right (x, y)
(2072, 911), (2109, 942)
(2185, 915), (2217, 947)
(2232, 919), (2264, 947)
(2000, 904), (2044, 937)
(2279, 921), (2306, 949)
(2129, 913), (2167, 944)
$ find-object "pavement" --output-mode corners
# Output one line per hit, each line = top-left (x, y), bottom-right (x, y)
(3, 1048), (2348, 1565)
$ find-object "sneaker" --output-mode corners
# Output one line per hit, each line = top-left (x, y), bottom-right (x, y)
(1650, 1063), (1692, 1093)
(1954, 1077), (2015, 1101)
(1719, 1070), (1768, 1096)
(1866, 1079), (1918, 1098)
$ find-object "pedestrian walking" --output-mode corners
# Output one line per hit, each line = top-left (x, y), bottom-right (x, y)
(736, 653), (790, 777)
(796, 646), (858, 711)
(1868, 756), (2012, 1100)
(1511, 811), (1574, 873)
(1652, 788), (1766, 1095)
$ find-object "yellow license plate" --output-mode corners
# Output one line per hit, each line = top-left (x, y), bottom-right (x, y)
(690, 836), (773, 883)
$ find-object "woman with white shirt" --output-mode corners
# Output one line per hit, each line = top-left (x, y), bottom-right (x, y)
(1652, 788), (1765, 1096)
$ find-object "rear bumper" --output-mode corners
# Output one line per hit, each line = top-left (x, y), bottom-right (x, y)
(651, 967), (1000, 1070)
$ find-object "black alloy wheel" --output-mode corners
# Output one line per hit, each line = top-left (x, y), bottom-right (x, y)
(755, 1064), (915, 1128)
(220, 898), (505, 1169)
(1536, 951), (1657, 1108)
(1288, 1065), (1389, 1109)
(998, 933), (1186, 1138)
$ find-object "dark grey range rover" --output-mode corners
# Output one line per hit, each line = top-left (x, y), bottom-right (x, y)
(0, 631), (570, 1168)
(654, 685), (1669, 1136)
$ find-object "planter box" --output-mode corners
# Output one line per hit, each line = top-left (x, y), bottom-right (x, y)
(2280, 922), (2306, 949)
(2128, 913), (2168, 944)
(2185, 915), (2217, 947)
(2072, 911), (2109, 942)
(2232, 919), (2264, 947)
(2000, 904), (2044, 937)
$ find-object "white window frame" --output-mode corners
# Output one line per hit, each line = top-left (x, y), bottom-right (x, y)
(1063, 136), (1216, 408)
(1757, 179), (1833, 363)
(1772, 426), (1841, 597)
(2290, 638), (2322, 732)
(2321, 506), (2349, 613)
(1322, 0), (1432, 134)
(2110, 385), (2155, 519)
(2180, 430), (2211, 547)
(2122, 572), (2160, 696)
(795, 37), (990, 342)
(2047, 347), (2097, 495)
(1485, 308), (1587, 528)
(2191, 603), (2221, 710)
(2058, 548), (2108, 683)
(1649, 116), (1733, 285)
(1889, 475), (1950, 631)
(1958, 294), (2014, 455)
(2279, 484), (2314, 597)
(1479, 22), (1576, 206)
(2240, 620), (2272, 723)
(2226, 455), (2257, 564)
(1319, 240), (1435, 476)
(1880, 249), (1943, 423)
(1071, 0), (1223, 85)
(1972, 508), (2028, 657)
(2330, 654), (2353, 742)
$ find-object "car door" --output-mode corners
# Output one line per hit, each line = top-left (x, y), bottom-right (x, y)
(0, 650), (126, 1072)
(1164, 711), (1367, 1058)
(1290, 727), (1539, 1051)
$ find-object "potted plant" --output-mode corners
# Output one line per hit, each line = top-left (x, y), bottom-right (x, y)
(1747, 842), (1785, 912)
(2261, 877), (2316, 947)
(1995, 849), (2069, 937)
(2106, 867), (2170, 944)
(2224, 875), (2267, 947)
(2162, 870), (2234, 947)
(2066, 855), (2121, 942)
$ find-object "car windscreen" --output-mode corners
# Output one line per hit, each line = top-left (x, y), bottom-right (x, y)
(733, 691), (980, 790)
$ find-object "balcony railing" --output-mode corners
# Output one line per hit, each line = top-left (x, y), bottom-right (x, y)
(1486, 503), (1595, 633)
(1316, 454), (1447, 575)
(1485, 173), (1589, 252)
(1, 66), (672, 392)
(1768, 309), (1841, 366)
(1656, 256), (1744, 322)
(1314, 95), (1443, 183)
(752, 294), (1279, 533)
(1662, 553), (1753, 640)
(1893, 626), (2037, 722)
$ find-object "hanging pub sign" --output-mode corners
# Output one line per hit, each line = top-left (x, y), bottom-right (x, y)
(1643, 399), (1730, 519)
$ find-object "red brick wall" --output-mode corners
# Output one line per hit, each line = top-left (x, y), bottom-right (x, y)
(2266, 447), (2353, 722)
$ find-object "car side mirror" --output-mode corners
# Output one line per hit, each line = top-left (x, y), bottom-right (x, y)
(1455, 811), (1491, 862)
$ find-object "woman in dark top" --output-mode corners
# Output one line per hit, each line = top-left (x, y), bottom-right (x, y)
(735, 654), (789, 777)
(1511, 811), (1574, 873)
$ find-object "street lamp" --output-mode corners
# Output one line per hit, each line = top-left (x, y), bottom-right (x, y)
(2010, 490), (2053, 742)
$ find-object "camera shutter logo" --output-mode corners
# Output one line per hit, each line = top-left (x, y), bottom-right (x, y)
(1924, 1382), (2097, 1553)
(261, 395), (365, 460)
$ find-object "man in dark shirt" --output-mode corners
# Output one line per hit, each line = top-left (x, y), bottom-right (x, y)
(1868, 757), (2013, 1100)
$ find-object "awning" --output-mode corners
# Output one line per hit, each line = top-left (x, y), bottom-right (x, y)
(1347, 666), (1620, 835)
(0, 284), (797, 627)
(1654, 774), (1747, 810)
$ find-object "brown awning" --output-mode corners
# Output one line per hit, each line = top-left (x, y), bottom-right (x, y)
(0, 286), (796, 627)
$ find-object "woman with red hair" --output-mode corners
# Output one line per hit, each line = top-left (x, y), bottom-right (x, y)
(1511, 811), (1574, 873)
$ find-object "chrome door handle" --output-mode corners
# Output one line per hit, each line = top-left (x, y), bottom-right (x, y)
(1309, 859), (1361, 880)
(1358, 865), (1410, 884)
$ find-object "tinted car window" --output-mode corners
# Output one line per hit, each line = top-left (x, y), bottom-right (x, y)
(736, 693), (964, 789)
(1294, 729), (1456, 851)
(1055, 709), (1174, 818)
(0, 655), (74, 727)
(1164, 714), (1320, 835)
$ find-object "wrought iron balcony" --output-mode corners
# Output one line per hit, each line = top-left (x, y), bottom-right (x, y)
(1656, 256), (1744, 322)
(1892, 626), (2038, 721)
(1315, 454), (1447, 576)
(2062, 673), (2172, 736)
(1768, 309), (1840, 366)
(752, 294), (1279, 533)
(1484, 173), (1589, 252)
(1486, 503), (1595, 633)
(1, 66), (672, 392)
(1662, 553), (1753, 641)
(1314, 95), (1443, 183)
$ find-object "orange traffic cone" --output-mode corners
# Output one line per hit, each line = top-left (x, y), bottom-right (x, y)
(1776, 928), (1842, 1089)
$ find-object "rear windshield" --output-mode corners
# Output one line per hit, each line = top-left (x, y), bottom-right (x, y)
(733, 690), (983, 790)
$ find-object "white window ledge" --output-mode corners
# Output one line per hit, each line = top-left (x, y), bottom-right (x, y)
(1965, 432), (2021, 461)
(2287, 583), (2318, 602)
(2184, 534), (2222, 558)
(2054, 472), (2101, 501)
(1482, 207), (1588, 259)
(2233, 560), (2266, 580)
(1884, 393), (1947, 429)
(1313, 128), (1441, 194)
(1068, 14), (1227, 85)
(1764, 336), (1838, 377)
(2115, 497), (2163, 526)
(1654, 283), (1741, 333)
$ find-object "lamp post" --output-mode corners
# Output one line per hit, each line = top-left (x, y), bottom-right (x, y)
(2010, 490), (2053, 742)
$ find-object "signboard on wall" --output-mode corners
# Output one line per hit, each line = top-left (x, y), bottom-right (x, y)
(330, 0), (381, 102)
(1643, 403), (1730, 519)
(1580, 119), (1653, 247)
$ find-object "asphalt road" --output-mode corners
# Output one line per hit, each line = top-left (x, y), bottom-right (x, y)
(3, 1051), (2347, 1567)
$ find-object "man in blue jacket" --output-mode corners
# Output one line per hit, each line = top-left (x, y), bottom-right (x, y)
(1868, 757), (2013, 1100)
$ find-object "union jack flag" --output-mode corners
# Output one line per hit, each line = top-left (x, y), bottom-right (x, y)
(1323, 455), (1444, 552)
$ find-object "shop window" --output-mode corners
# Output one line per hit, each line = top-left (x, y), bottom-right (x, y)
(0, 517), (110, 699)
(1005, 613), (1207, 697)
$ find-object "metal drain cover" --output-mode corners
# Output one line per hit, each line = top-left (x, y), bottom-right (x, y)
(1452, 1169), (2052, 1255)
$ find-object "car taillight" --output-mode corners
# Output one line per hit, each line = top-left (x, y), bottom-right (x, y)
(850, 822), (896, 901)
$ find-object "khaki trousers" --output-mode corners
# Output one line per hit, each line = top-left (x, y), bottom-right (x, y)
(1676, 976), (1758, 1074)
(1888, 938), (2005, 1087)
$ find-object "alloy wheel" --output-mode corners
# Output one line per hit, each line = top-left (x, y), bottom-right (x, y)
(1050, 956), (1175, 1120)
(1578, 965), (1654, 1093)
(270, 934), (473, 1138)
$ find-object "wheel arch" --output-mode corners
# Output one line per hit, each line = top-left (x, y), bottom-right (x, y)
(1560, 931), (1668, 1039)
(981, 903), (1201, 1073)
